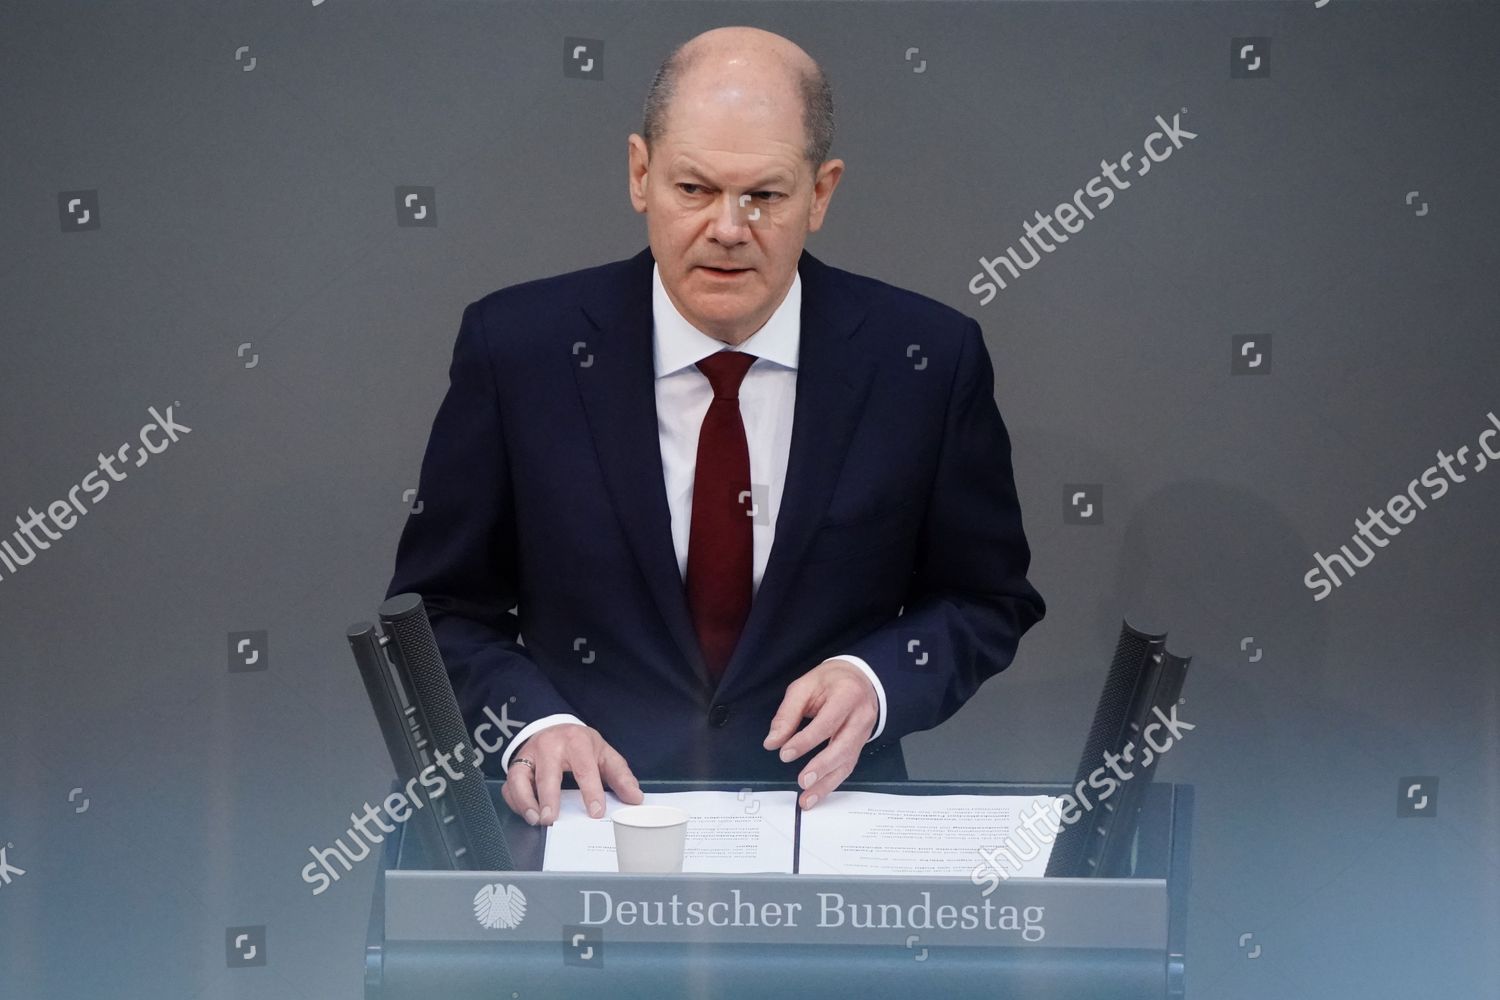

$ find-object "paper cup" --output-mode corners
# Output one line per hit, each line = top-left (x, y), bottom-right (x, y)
(611, 805), (689, 873)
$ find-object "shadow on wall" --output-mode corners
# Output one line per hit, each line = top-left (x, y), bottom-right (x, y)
(1106, 477), (1423, 912)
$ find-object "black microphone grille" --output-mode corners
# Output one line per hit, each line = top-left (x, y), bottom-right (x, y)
(378, 593), (513, 871)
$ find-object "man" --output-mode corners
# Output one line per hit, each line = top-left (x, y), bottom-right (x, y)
(384, 26), (1044, 830)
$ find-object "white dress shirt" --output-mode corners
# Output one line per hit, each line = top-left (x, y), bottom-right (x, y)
(499, 263), (887, 769)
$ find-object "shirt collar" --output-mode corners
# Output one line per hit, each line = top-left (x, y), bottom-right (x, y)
(652, 261), (801, 378)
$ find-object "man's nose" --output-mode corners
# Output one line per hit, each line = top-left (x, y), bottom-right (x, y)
(709, 193), (752, 243)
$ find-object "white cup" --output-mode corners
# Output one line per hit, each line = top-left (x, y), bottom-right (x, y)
(611, 804), (689, 873)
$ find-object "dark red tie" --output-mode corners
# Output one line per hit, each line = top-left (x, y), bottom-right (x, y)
(686, 350), (758, 684)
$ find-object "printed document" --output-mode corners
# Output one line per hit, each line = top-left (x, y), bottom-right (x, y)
(797, 791), (1060, 878)
(542, 788), (1060, 877)
(542, 789), (800, 873)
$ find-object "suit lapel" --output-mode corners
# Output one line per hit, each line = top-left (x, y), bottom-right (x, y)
(574, 247), (710, 689)
(573, 246), (875, 701)
(717, 253), (876, 697)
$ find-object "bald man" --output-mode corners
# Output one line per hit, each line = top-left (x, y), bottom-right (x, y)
(385, 26), (1045, 828)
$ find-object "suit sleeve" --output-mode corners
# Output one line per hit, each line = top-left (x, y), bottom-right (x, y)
(840, 318), (1045, 745)
(384, 300), (581, 773)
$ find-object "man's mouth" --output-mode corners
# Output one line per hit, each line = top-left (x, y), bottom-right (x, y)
(699, 265), (751, 276)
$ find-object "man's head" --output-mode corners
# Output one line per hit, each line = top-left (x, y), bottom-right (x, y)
(629, 27), (844, 346)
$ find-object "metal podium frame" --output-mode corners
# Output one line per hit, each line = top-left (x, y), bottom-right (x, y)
(364, 779), (1193, 999)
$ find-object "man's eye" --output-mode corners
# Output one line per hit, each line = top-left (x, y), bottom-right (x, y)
(679, 183), (704, 195)
(750, 191), (781, 201)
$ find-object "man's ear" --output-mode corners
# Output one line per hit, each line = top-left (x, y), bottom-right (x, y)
(627, 134), (650, 214)
(806, 158), (845, 232)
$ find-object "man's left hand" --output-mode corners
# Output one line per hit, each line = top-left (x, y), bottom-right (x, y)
(763, 658), (879, 809)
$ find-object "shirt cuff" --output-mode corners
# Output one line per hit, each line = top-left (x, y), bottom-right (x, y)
(832, 654), (886, 742)
(499, 713), (585, 771)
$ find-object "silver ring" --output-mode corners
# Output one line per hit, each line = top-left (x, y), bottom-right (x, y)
(514, 756), (535, 771)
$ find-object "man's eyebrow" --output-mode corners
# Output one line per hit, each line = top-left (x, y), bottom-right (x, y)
(674, 163), (793, 189)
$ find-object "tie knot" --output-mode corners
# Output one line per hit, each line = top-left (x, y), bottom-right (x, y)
(696, 350), (757, 399)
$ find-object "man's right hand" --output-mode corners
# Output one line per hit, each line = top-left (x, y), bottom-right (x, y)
(500, 723), (644, 826)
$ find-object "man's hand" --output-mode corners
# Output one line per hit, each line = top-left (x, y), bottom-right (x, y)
(763, 658), (880, 809)
(501, 723), (643, 827)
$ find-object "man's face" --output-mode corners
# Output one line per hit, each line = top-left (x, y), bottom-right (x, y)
(628, 77), (843, 344)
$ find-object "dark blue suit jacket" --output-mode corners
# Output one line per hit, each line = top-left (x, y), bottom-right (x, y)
(385, 246), (1045, 783)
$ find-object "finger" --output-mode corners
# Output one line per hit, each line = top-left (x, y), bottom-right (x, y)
(600, 746), (644, 804)
(506, 763), (541, 825)
(571, 749), (607, 818)
(776, 690), (847, 762)
(799, 720), (871, 803)
(534, 750), (565, 826)
(801, 759), (856, 808)
(764, 680), (814, 750)
(799, 698), (877, 780)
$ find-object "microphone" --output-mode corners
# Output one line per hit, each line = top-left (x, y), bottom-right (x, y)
(1046, 620), (1190, 878)
(347, 592), (513, 871)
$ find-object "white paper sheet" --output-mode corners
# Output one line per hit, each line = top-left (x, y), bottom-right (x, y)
(542, 789), (800, 874)
(796, 791), (1062, 878)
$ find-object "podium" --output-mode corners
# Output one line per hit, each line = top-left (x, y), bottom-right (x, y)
(363, 779), (1193, 999)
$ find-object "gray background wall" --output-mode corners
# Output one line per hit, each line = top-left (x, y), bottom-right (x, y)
(1, 1), (1496, 997)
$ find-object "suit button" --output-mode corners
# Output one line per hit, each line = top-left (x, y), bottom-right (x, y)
(709, 703), (730, 728)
